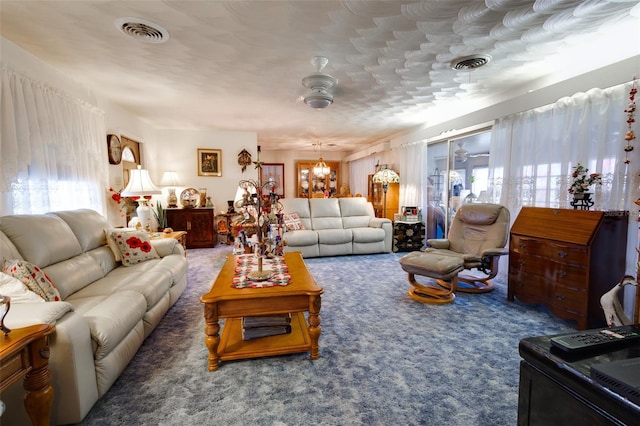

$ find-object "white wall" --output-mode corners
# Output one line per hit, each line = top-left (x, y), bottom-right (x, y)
(152, 129), (258, 215)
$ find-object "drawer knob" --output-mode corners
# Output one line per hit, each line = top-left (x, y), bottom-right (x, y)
(557, 251), (567, 258)
(558, 271), (567, 278)
(555, 293), (565, 301)
(519, 242), (526, 249)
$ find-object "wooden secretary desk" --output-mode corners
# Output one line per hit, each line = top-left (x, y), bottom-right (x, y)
(508, 207), (628, 330)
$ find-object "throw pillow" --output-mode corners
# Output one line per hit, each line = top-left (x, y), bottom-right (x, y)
(283, 212), (306, 231)
(105, 227), (137, 261)
(110, 230), (160, 266)
(2, 259), (61, 302)
(0, 272), (45, 303)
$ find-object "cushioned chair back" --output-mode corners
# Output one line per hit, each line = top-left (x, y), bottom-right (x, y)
(447, 203), (509, 256)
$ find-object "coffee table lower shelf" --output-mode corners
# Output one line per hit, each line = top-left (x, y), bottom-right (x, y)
(217, 312), (311, 361)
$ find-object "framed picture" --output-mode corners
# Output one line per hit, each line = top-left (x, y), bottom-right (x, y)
(197, 148), (222, 177)
(260, 163), (285, 197)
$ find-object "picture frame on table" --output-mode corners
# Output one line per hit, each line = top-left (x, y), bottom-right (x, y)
(260, 163), (285, 197)
(197, 148), (222, 177)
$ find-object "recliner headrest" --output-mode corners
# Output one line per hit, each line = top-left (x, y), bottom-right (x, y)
(457, 203), (503, 225)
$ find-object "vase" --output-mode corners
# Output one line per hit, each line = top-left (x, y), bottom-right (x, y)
(571, 192), (593, 210)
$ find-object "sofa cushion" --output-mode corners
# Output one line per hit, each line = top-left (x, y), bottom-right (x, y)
(2, 259), (61, 301)
(340, 198), (375, 228)
(317, 229), (352, 245)
(282, 229), (318, 246)
(310, 198), (343, 230)
(43, 252), (109, 300)
(0, 272), (44, 303)
(280, 198), (312, 230)
(82, 290), (147, 361)
(51, 209), (110, 252)
(0, 231), (22, 261)
(351, 227), (386, 243)
(0, 213), (82, 267)
(110, 230), (160, 266)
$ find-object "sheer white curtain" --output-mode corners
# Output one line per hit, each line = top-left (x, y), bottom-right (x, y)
(489, 81), (638, 274)
(398, 141), (427, 215)
(348, 156), (378, 197)
(0, 66), (107, 215)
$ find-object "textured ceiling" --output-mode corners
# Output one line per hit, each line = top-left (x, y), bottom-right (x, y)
(1, 0), (639, 152)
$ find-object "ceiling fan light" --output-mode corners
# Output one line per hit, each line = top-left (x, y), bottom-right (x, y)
(304, 91), (334, 109)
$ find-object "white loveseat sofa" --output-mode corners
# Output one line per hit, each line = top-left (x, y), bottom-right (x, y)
(0, 209), (188, 425)
(280, 197), (392, 257)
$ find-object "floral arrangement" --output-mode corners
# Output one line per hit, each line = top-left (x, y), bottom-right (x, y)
(568, 162), (602, 195)
(623, 79), (637, 164)
(108, 187), (138, 218)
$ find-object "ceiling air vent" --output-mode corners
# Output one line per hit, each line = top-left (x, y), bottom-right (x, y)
(451, 54), (492, 70)
(114, 17), (170, 44)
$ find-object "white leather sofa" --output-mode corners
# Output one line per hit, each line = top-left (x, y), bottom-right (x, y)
(0, 209), (187, 425)
(280, 197), (392, 257)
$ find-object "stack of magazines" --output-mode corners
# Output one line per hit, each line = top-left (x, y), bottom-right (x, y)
(241, 313), (292, 340)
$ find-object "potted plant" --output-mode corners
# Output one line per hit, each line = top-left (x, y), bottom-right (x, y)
(153, 201), (168, 231)
(569, 162), (602, 201)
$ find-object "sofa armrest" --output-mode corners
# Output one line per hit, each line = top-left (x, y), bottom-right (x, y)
(5, 301), (74, 328)
(150, 238), (185, 257)
(369, 217), (392, 228)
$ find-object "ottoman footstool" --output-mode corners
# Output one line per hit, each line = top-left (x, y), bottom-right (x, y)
(399, 251), (464, 304)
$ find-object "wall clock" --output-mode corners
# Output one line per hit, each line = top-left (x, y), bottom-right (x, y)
(107, 134), (122, 165)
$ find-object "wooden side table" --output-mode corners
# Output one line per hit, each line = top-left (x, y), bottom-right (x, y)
(0, 324), (55, 426)
(152, 231), (188, 253)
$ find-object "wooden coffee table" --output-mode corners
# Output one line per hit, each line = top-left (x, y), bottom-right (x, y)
(200, 251), (323, 371)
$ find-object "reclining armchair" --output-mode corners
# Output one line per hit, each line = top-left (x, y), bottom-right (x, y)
(400, 203), (510, 303)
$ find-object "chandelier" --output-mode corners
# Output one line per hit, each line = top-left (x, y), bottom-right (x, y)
(312, 142), (330, 176)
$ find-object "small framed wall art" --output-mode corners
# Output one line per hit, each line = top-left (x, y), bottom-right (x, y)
(197, 148), (222, 177)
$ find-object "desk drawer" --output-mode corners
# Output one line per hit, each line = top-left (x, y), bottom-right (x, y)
(511, 236), (587, 266)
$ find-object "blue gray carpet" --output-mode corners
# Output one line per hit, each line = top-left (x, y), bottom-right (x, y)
(79, 246), (575, 425)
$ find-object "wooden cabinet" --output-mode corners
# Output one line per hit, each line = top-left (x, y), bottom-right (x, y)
(297, 160), (339, 198)
(508, 207), (628, 330)
(367, 174), (399, 221)
(166, 208), (216, 248)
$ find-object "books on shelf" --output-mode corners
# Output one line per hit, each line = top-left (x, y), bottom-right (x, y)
(241, 313), (292, 340)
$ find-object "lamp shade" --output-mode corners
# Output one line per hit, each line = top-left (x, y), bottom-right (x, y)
(372, 165), (400, 185)
(121, 165), (161, 197)
(159, 171), (182, 187)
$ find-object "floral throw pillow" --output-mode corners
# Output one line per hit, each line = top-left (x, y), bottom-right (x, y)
(110, 231), (160, 266)
(283, 212), (306, 231)
(2, 259), (61, 301)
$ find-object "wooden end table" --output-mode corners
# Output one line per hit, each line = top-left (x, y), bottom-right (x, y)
(200, 252), (323, 371)
(0, 324), (55, 426)
(151, 230), (187, 253)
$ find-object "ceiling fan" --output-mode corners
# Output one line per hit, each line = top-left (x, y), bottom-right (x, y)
(454, 141), (489, 162)
(301, 56), (337, 109)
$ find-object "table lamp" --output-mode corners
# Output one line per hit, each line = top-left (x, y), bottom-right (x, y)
(372, 164), (400, 219)
(121, 165), (162, 230)
(159, 171), (182, 208)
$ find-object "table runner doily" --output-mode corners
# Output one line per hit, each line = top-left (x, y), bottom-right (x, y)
(232, 255), (291, 288)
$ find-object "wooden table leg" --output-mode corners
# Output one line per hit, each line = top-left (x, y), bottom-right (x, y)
(308, 295), (322, 360)
(203, 303), (220, 371)
(23, 335), (53, 426)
